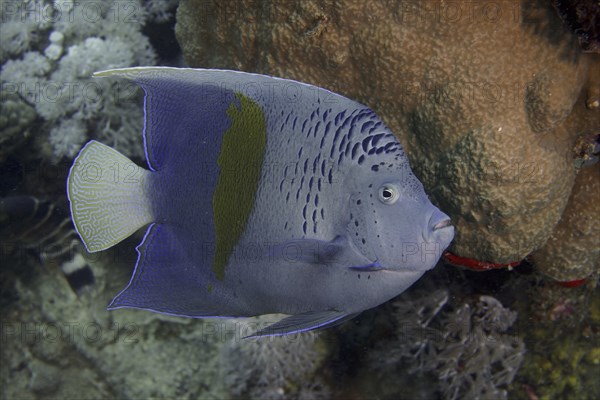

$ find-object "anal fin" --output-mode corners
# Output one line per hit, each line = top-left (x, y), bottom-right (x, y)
(108, 223), (236, 318)
(245, 310), (358, 338)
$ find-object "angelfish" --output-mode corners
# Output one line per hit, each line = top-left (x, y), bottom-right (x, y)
(67, 67), (454, 337)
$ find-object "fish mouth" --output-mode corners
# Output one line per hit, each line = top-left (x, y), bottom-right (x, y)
(422, 217), (454, 245)
(432, 218), (453, 231)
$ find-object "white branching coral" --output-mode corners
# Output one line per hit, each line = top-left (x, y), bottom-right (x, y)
(0, 0), (52, 62)
(36, 37), (136, 121)
(144, 0), (180, 23)
(49, 118), (86, 159)
(219, 316), (330, 400)
(0, 0), (159, 160)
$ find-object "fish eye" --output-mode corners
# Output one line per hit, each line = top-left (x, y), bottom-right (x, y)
(378, 184), (400, 204)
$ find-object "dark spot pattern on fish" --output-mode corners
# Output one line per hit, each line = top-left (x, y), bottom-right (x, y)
(312, 155), (320, 174)
(362, 137), (371, 153)
(351, 142), (361, 159)
(313, 121), (320, 138)
(334, 110), (346, 125)
(371, 133), (384, 146)
(361, 121), (374, 133)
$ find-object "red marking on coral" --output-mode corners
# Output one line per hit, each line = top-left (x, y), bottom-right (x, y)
(556, 278), (587, 288)
(443, 251), (521, 271)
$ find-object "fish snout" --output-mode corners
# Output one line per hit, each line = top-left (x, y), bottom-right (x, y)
(427, 208), (454, 246)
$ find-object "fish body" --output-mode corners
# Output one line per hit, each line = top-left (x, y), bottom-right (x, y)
(67, 67), (454, 336)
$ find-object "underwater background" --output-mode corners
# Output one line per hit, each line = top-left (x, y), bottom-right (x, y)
(1, 0), (598, 399)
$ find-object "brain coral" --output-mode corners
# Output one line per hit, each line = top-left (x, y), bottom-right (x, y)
(175, 0), (599, 279)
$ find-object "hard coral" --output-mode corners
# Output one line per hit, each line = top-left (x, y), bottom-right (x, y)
(552, 0), (600, 53)
(175, 0), (600, 279)
(532, 164), (600, 282)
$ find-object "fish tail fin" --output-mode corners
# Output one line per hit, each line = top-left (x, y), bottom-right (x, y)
(67, 140), (154, 252)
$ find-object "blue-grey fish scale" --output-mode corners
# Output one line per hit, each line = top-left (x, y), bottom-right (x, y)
(224, 82), (422, 314)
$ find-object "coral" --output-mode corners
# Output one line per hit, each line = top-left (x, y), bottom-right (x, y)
(175, 0), (600, 278)
(532, 164), (600, 281)
(36, 37), (136, 120)
(369, 289), (525, 400)
(144, 0), (180, 23)
(552, 0), (600, 53)
(49, 119), (86, 159)
(513, 279), (600, 399)
(0, 51), (49, 160)
(219, 316), (330, 399)
(0, 0), (52, 62)
(0, 96), (36, 160)
(0, 243), (230, 399)
(0, 51), (52, 116)
(0, 0), (156, 160)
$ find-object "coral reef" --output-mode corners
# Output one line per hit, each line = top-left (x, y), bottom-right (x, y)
(175, 0), (600, 278)
(368, 288), (525, 400)
(552, 0), (600, 53)
(0, 95), (36, 158)
(1, 254), (332, 399)
(0, 195), (78, 261)
(0, 0), (162, 161)
(2, 1), (598, 399)
(532, 163), (600, 282)
(220, 316), (330, 399)
(513, 278), (600, 399)
(0, 243), (230, 399)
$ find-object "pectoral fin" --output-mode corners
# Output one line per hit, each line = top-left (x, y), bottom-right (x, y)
(245, 310), (358, 338)
(270, 235), (346, 266)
